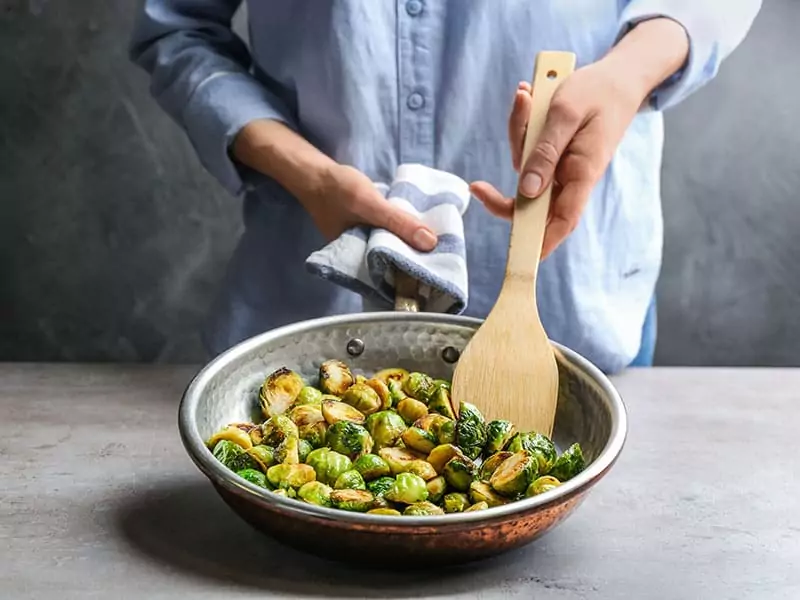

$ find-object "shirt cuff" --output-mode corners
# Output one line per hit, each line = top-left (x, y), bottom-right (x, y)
(181, 71), (297, 196)
(617, 2), (720, 112)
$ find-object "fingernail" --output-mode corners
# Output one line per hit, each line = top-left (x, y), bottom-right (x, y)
(413, 228), (438, 251)
(520, 173), (542, 197)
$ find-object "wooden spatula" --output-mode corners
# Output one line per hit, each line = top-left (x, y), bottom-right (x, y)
(450, 51), (577, 437)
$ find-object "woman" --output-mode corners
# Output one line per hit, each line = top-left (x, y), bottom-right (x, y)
(129, 1), (760, 373)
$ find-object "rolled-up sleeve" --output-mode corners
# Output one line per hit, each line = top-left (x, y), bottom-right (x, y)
(129, 0), (297, 196)
(617, 0), (762, 111)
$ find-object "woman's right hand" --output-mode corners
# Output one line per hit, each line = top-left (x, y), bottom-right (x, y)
(233, 119), (438, 252)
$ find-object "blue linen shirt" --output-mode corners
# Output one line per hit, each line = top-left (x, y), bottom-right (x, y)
(129, 0), (760, 374)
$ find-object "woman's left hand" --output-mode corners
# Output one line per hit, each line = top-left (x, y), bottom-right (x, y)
(470, 59), (648, 260)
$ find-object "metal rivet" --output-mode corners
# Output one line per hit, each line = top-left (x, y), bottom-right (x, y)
(441, 346), (460, 364)
(346, 338), (365, 357)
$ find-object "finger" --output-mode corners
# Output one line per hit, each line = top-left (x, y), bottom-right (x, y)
(508, 89), (533, 172)
(540, 180), (593, 259)
(470, 181), (514, 220)
(518, 81), (532, 93)
(361, 198), (438, 252)
(519, 98), (584, 199)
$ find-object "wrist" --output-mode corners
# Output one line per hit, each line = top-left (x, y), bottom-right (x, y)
(231, 119), (336, 203)
(600, 17), (690, 104)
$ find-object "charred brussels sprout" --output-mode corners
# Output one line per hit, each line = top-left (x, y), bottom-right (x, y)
(406, 460), (438, 481)
(427, 444), (469, 475)
(341, 383), (382, 416)
(363, 378), (392, 411)
(236, 468), (269, 488)
(261, 415), (299, 446)
(266, 463), (316, 489)
(318, 360), (354, 396)
(275, 436), (300, 464)
(465, 501), (489, 512)
(397, 398), (428, 424)
(246, 445), (276, 472)
(298, 422), (328, 449)
(367, 476), (396, 499)
(294, 386), (324, 406)
(400, 427), (438, 454)
(426, 476), (447, 504)
(549, 443), (585, 481)
(428, 385), (457, 420)
(443, 492), (470, 513)
(259, 367), (304, 418)
(330, 489), (374, 512)
(443, 456), (476, 492)
(507, 432), (557, 473)
(436, 419), (457, 445)
(387, 379), (407, 407)
(326, 421), (373, 459)
(367, 508), (402, 516)
(478, 451), (513, 482)
(484, 420), (517, 455)
(321, 400), (365, 425)
(287, 405), (325, 428)
(378, 447), (426, 476)
(297, 481), (333, 506)
(404, 501), (445, 516)
(385, 472), (429, 504)
(413, 414), (450, 434)
(402, 372), (436, 403)
(353, 454), (391, 481)
(469, 481), (508, 507)
(527, 475), (561, 497)
(305, 447), (352, 485)
(456, 402), (487, 460)
(489, 451), (538, 496)
(374, 368), (409, 386)
(297, 439), (313, 462)
(334, 469), (367, 490)
(364, 410), (407, 449)
(207, 426), (253, 451)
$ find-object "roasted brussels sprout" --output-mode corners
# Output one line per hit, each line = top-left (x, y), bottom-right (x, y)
(366, 476), (396, 499)
(548, 443), (586, 482)
(259, 367), (304, 418)
(402, 372), (436, 403)
(386, 379), (407, 407)
(456, 402), (487, 460)
(287, 405), (325, 428)
(397, 397), (428, 424)
(436, 419), (457, 445)
(464, 501), (489, 512)
(478, 451), (513, 482)
(246, 445), (276, 471)
(367, 508), (402, 516)
(266, 463), (316, 489)
(527, 475), (562, 497)
(321, 400), (366, 425)
(341, 383), (382, 416)
(298, 422), (328, 449)
(297, 481), (333, 506)
(274, 436), (300, 464)
(326, 421), (373, 459)
(443, 492), (470, 513)
(330, 489), (374, 512)
(427, 444), (469, 474)
(426, 476), (447, 504)
(374, 367), (409, 386)
(318, 359), (354, 396)
(404, 501), (445, 516)
(385, 472), (429, 504)
(412, 414), (449, 434)
(305, 447), (353, 485)
(261, 415), (300, 446)
(428, 385), (457, 420)
(334, 469), (367, 490)
(364, 410), (407, 449)
(294, 386), (324, 406)
(405, 459), (438, 481)
(272, 487), (296, 499)
(400, 427), (438, 454)
(484, 420), (517, 455)
(469, 481), (508, 507)
(212, 440), (259, 472)
(297, 439), (313, 462)
(378, 447), (425, 476)
(443, 456), (476, 492)
(207, 426), (253, 451)
(236, 468), (269, 488)
(352, 454), (391, 481)
(507, 432), (557, 473)
(489, 451), (538, 496)
(363, 378), (392, 411)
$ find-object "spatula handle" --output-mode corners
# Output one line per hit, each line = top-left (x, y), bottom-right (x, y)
(505, 51), (576, 293)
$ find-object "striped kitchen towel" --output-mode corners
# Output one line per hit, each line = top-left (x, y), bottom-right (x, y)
(305, 163), (471, 314)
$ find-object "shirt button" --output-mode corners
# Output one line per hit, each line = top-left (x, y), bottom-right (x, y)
(406, 0), (423, 16)
(407, 92), (425, 110)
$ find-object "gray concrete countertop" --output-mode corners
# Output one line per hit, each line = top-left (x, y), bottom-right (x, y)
(2, 364), (798, 599)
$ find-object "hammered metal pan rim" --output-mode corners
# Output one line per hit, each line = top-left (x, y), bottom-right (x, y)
(178, 311), (628, 527)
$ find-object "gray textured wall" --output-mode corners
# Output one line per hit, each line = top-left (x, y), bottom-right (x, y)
(0, 1), (796, 366)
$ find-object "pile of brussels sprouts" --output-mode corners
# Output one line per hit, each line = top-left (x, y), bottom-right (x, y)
(206, 359), (585, 516)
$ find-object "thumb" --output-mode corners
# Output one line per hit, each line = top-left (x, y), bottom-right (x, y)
(518, 102), (582, 199)
(362, 196), (438, 252)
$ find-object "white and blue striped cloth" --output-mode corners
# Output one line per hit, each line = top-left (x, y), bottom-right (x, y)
(305, 163), (471, 314)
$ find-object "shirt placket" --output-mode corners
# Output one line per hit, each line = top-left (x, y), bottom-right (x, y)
(397, 0), (435, 166)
